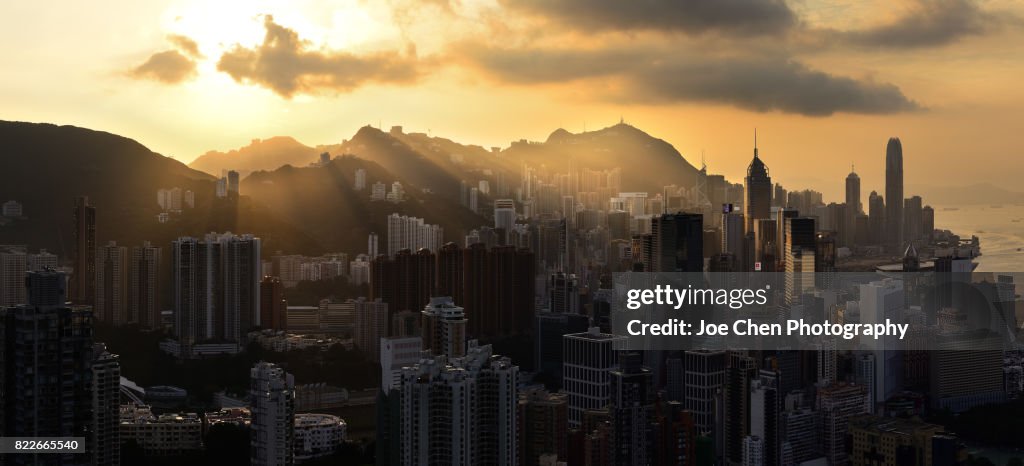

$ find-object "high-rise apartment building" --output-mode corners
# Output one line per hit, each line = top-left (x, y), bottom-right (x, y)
(250, 361), (296, 466)
(72, 196), (97, 305)
(95, 241), (128, 325)
(129, 241), (161, 328)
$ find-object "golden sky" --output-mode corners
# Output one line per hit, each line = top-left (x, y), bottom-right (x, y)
(1, 0), (1022, 202)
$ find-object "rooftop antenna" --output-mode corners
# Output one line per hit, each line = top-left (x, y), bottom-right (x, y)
(754, 128), (758, 158)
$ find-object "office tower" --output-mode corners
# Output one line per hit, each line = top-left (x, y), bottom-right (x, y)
(607, 211), (630, 241)
(885, 138), (904, 251)
(868, 191), (885, 245)
(904, 195), (923, 242)
(609, 352), (654, 466)
(784, 218), (816, 305)
(855, 354), (876, 412)
(753, 219), (777, 270)
(0, 270), (93, 466)
(549, 271), (579, 314)
(814, 231), (837, 288)
(922, 205), (934, 241)
(250, 362), (296, 466)
(354, 297), (388, 362)
(173, 233), (261, 357)
(128, 241), (160, 328)
(773, 208), (798, 269)
(421, 296), (467, 358)
(0, 244), (27, 307)
(684, 349), (726, 432)
(563, 327), (626, 427)
(848, 416), (944, 466)
(650, 212), (704, 272)
(859, 279), (904, 404)
(535, 312), (590, 387)
(750, 370), (781, 466)
(780, 408), (817, 465)
(494, 199), (516, 243)
(92, 346), (121, 466)
(743, 436), (764, 466)
(818, 383), (868, 466)
(744, 134), (772, 233)
(518, 389), (568, 466)
(72, 196), (97, 305)
(227, 170), (240, 194)
(721, 211), (745, 260)
(725, 353), (756, 465)
(816, 338), (838, 386)
(259, 276), (287, 331)
(386, 213), (443, 256)
(773, 184), (787, 208)
(95, 241), (128, 325)
(929, 331), (1005, 412)
(355, 168), (367, 190)
(845, 166), (861, 215)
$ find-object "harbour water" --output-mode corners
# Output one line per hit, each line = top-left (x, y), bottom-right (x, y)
(934, 204), (1024, 272)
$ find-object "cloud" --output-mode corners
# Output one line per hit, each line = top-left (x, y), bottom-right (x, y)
(168, 34), (201, 58)
(216, 15), (423, 98)
(129, 50), (197, 84)
(504, 0), (797, 36)
(839, 0), (1006, 48)
(128, 34), (202, 84)
(463, 45), (920, 116)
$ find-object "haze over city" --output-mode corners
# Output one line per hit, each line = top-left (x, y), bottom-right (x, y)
(2, 0), (1023, 200)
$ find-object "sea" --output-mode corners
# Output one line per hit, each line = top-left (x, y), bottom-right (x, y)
(934, 204), (1024, 273)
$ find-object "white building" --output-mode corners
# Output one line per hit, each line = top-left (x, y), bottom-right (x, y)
(387, 213), (443, 256)
(859, 278), (904, 405)
(743, 435), (764, 466)
(250, 362), (296, 466)
(380, 336), (423, 393)
(349, 256), (370, 286)
(371, 182), (387, 201)
(294, 413), (346, 463)
(2, 200), (23, 217)
(354, 168), (366, 190)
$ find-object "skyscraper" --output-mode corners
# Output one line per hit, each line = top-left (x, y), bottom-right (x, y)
(128, 241), (161, 329)
(250, 362), (296, 466)
(845, 167), (861, 246)
(904, 195), (923, 242)
(563, 327), (626, 427)
(684, 349), (726, 432)
(173, 233), (261, 357)
(518, 388), (568, 466)
(353, 297), (388, 363)
(885, 138), (904, 251)
(91, 346), (121, 466)
(399, 342), (518, 466)
(868, 191), (885, 245)
(745, 132), (772, 234)
(819, 383), (868, 466)
(0, 244), (27, 307)
(1, 270), (94, 466)
(650, 212), (704, 273)
(609, 352), (654, 466)
(71, 196), (96, 305)
(259, 276), (287, 331)
(95, 240), (128, 325)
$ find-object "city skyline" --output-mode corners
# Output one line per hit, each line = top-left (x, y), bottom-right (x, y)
(2, 0), (1023, 200)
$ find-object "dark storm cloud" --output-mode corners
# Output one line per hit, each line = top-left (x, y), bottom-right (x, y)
(216, 15), (423, 98)
(129, 50), (197, 84)
(838, 0), (1008, 48)
(504, 0), (798, 36)
(464, 45), (919, 116)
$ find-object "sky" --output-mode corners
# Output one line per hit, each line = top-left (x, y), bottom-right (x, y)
(1, 0), (1022, 202)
